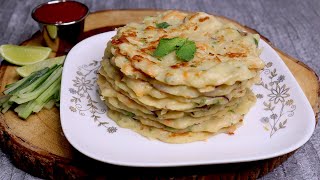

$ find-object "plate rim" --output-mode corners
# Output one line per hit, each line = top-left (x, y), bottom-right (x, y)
(60, 31), (316, 167)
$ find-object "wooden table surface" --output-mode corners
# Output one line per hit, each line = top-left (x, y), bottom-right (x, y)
(0, 0), (319, 179)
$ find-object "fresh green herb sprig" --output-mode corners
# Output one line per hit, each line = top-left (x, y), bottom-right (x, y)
(153, 37), (196, 61)
(153, 37), (186, 57)
(176, 40), (196, 61)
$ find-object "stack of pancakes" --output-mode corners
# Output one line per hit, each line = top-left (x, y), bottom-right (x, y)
(97, 11), (264, 143)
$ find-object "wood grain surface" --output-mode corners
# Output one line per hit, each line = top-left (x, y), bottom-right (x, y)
(0, 1), (319, 180)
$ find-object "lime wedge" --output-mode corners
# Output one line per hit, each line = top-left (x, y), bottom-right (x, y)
(0, 45), (52, 66)
(16, 55), (65, 77)
(46, 25), (58, 39)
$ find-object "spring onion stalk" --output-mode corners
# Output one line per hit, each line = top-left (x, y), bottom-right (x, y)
(4, 67), (50, 95)
(0, 65), (62, 119)
(13, 66), (62, 104)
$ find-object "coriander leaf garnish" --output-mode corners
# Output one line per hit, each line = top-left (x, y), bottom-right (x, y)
(176, 40), (196, 61)
(254, 38), (259, 47)
(153, 37), (186, 58)
(156, 22), (170, 29)
(153, 37), (197, 61)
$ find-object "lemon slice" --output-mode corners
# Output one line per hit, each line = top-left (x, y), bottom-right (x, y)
(0, 45), (52, 66)
(16, 55), (65, 77)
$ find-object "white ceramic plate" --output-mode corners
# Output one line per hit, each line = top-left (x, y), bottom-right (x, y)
(60, 31), (315, 167)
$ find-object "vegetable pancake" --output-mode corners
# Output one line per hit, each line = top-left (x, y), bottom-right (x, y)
(97, 10), (264, 143)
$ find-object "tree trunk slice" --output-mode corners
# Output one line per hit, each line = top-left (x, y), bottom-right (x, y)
(0, 9), (319, 180)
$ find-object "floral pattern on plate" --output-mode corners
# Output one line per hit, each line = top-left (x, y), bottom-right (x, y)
(68, 60), (117, 134)
(255, 62), (296, 137)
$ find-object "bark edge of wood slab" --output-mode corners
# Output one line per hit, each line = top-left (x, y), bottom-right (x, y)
(0, 9), (319, 180)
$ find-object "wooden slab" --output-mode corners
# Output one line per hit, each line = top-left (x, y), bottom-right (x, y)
(0, 10), (319, 179)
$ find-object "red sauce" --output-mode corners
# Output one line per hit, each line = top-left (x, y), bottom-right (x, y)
(33, 1), (88, 24)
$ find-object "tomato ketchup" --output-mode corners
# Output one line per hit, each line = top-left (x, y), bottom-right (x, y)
(32, 1), (89, 25)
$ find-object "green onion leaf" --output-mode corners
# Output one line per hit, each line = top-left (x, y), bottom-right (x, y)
(125, 111), (135, 117)
(254, 38), (259, 47)
(156, 22), (170, 29)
